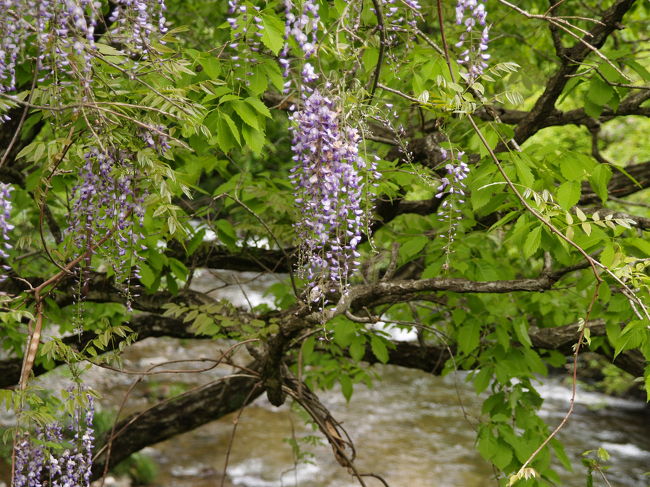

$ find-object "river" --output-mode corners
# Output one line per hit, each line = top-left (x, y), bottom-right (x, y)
(107, 336), (649, 487)
(1, 270), (649, 486)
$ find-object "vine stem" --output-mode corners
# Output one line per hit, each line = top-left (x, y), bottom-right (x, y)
(219, 384), (262, 487)
(368, 0), (386, 102)
(18, 213), (130, 391)
(516, 281), (601, 477)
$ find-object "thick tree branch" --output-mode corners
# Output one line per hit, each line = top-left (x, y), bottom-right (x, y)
(476, 90), (649, 133)
(91, 363), (263, 478)
(513, 0), (637, 144)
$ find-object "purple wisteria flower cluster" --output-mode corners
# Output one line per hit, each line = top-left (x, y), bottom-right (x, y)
(14, 393), (95, 487)
(280, 0), (320, 92)
(225, 1), (267, 84)
(0, 0), (100, 93)
(0, 183), (14, 259)
(382, 0), (421, 30)
(375, 0), (423, 80)
(455, 0), (490, 81)
(68, 148), (146, 284)
(0, 183), (14, 282)
(140, 124), (171, 154)
(435, 150), (469, 246)
(108, 0), (169, 56)
(289, 90), (378, 290)
(0, 0), (168, 95)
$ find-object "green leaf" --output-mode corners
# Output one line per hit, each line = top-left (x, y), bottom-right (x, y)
(556, 181), (580, 210)
(587, 77), (614, 106)
(246, 67), (269, 95)
(168, 258), (188, 281)
(560, 159), (583, 182)
(399, 236), (428, 262)
(584, 98), (603, 118)
(370, 335), (389, 363)
(262, 60), (284, 91)
(245, 97), (272, 118)
(201, 56), (221, 78)
(340, 375), (353, 401)
(230, 100), (259, 130)
(334, 321), (355, 348)
(216, 113), (240, 153)
(589, 164), (612, 203)
(513, 157), (534, 187)
(626, 60), (650, 81)
(513, 318), (532, 347)
(457, 320), (480, 355)
(362, 47), (379, 71)
(241, 124), (265, 155)
(614, 320), (648, 358)
(523, 226), (542, 258)
(471, 184), (493, 212)
(349, 336), (366, 361)
(473, 367), (492, 394)
(492, 441), (513, 470)
(221, 112), (240, 144)
(477, 430), (497, 460)
(187, 229), (206, 255)
(261, 13), (285, 55)
(95, 43), (124, 56)
(139, 263), (156, 289)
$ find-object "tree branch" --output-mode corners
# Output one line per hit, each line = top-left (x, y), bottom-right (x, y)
(512, 0), (637, 144)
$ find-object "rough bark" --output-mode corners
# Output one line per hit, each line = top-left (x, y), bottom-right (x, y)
(91, 364), (263, 479)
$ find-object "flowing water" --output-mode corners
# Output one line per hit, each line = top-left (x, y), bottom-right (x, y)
(1, 270), (649, 486)
(111, 338), (649, 487)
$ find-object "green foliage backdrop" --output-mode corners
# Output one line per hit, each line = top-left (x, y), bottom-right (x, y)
(0, 0), (648, 485)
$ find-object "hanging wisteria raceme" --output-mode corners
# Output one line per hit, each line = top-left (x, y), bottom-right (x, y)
(0, 0), (100, 93)
(289, 90), (377, 290)
(140, 124), (171, 154)
(382, 0), (422, 30)
(0, 0), (169, 96)
(0, 0), (23, 93)
(280, 0), (320, 91)
(0, 183), (14, 259)
(14, 392), (94, 487)
(455, 0), (490, 81)
(108, 0), (169, 56)
(67, 148), (146, 286)
(0, 183), (14, 282)
(225, 1), (266, 84)
(377, 0), (423, 82)
(435, 150), (469, 247)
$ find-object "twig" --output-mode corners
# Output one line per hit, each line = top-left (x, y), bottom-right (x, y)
(497, 0), (631, 81)
(18, 220), (125, 391)
(515, 282), (601, 476)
